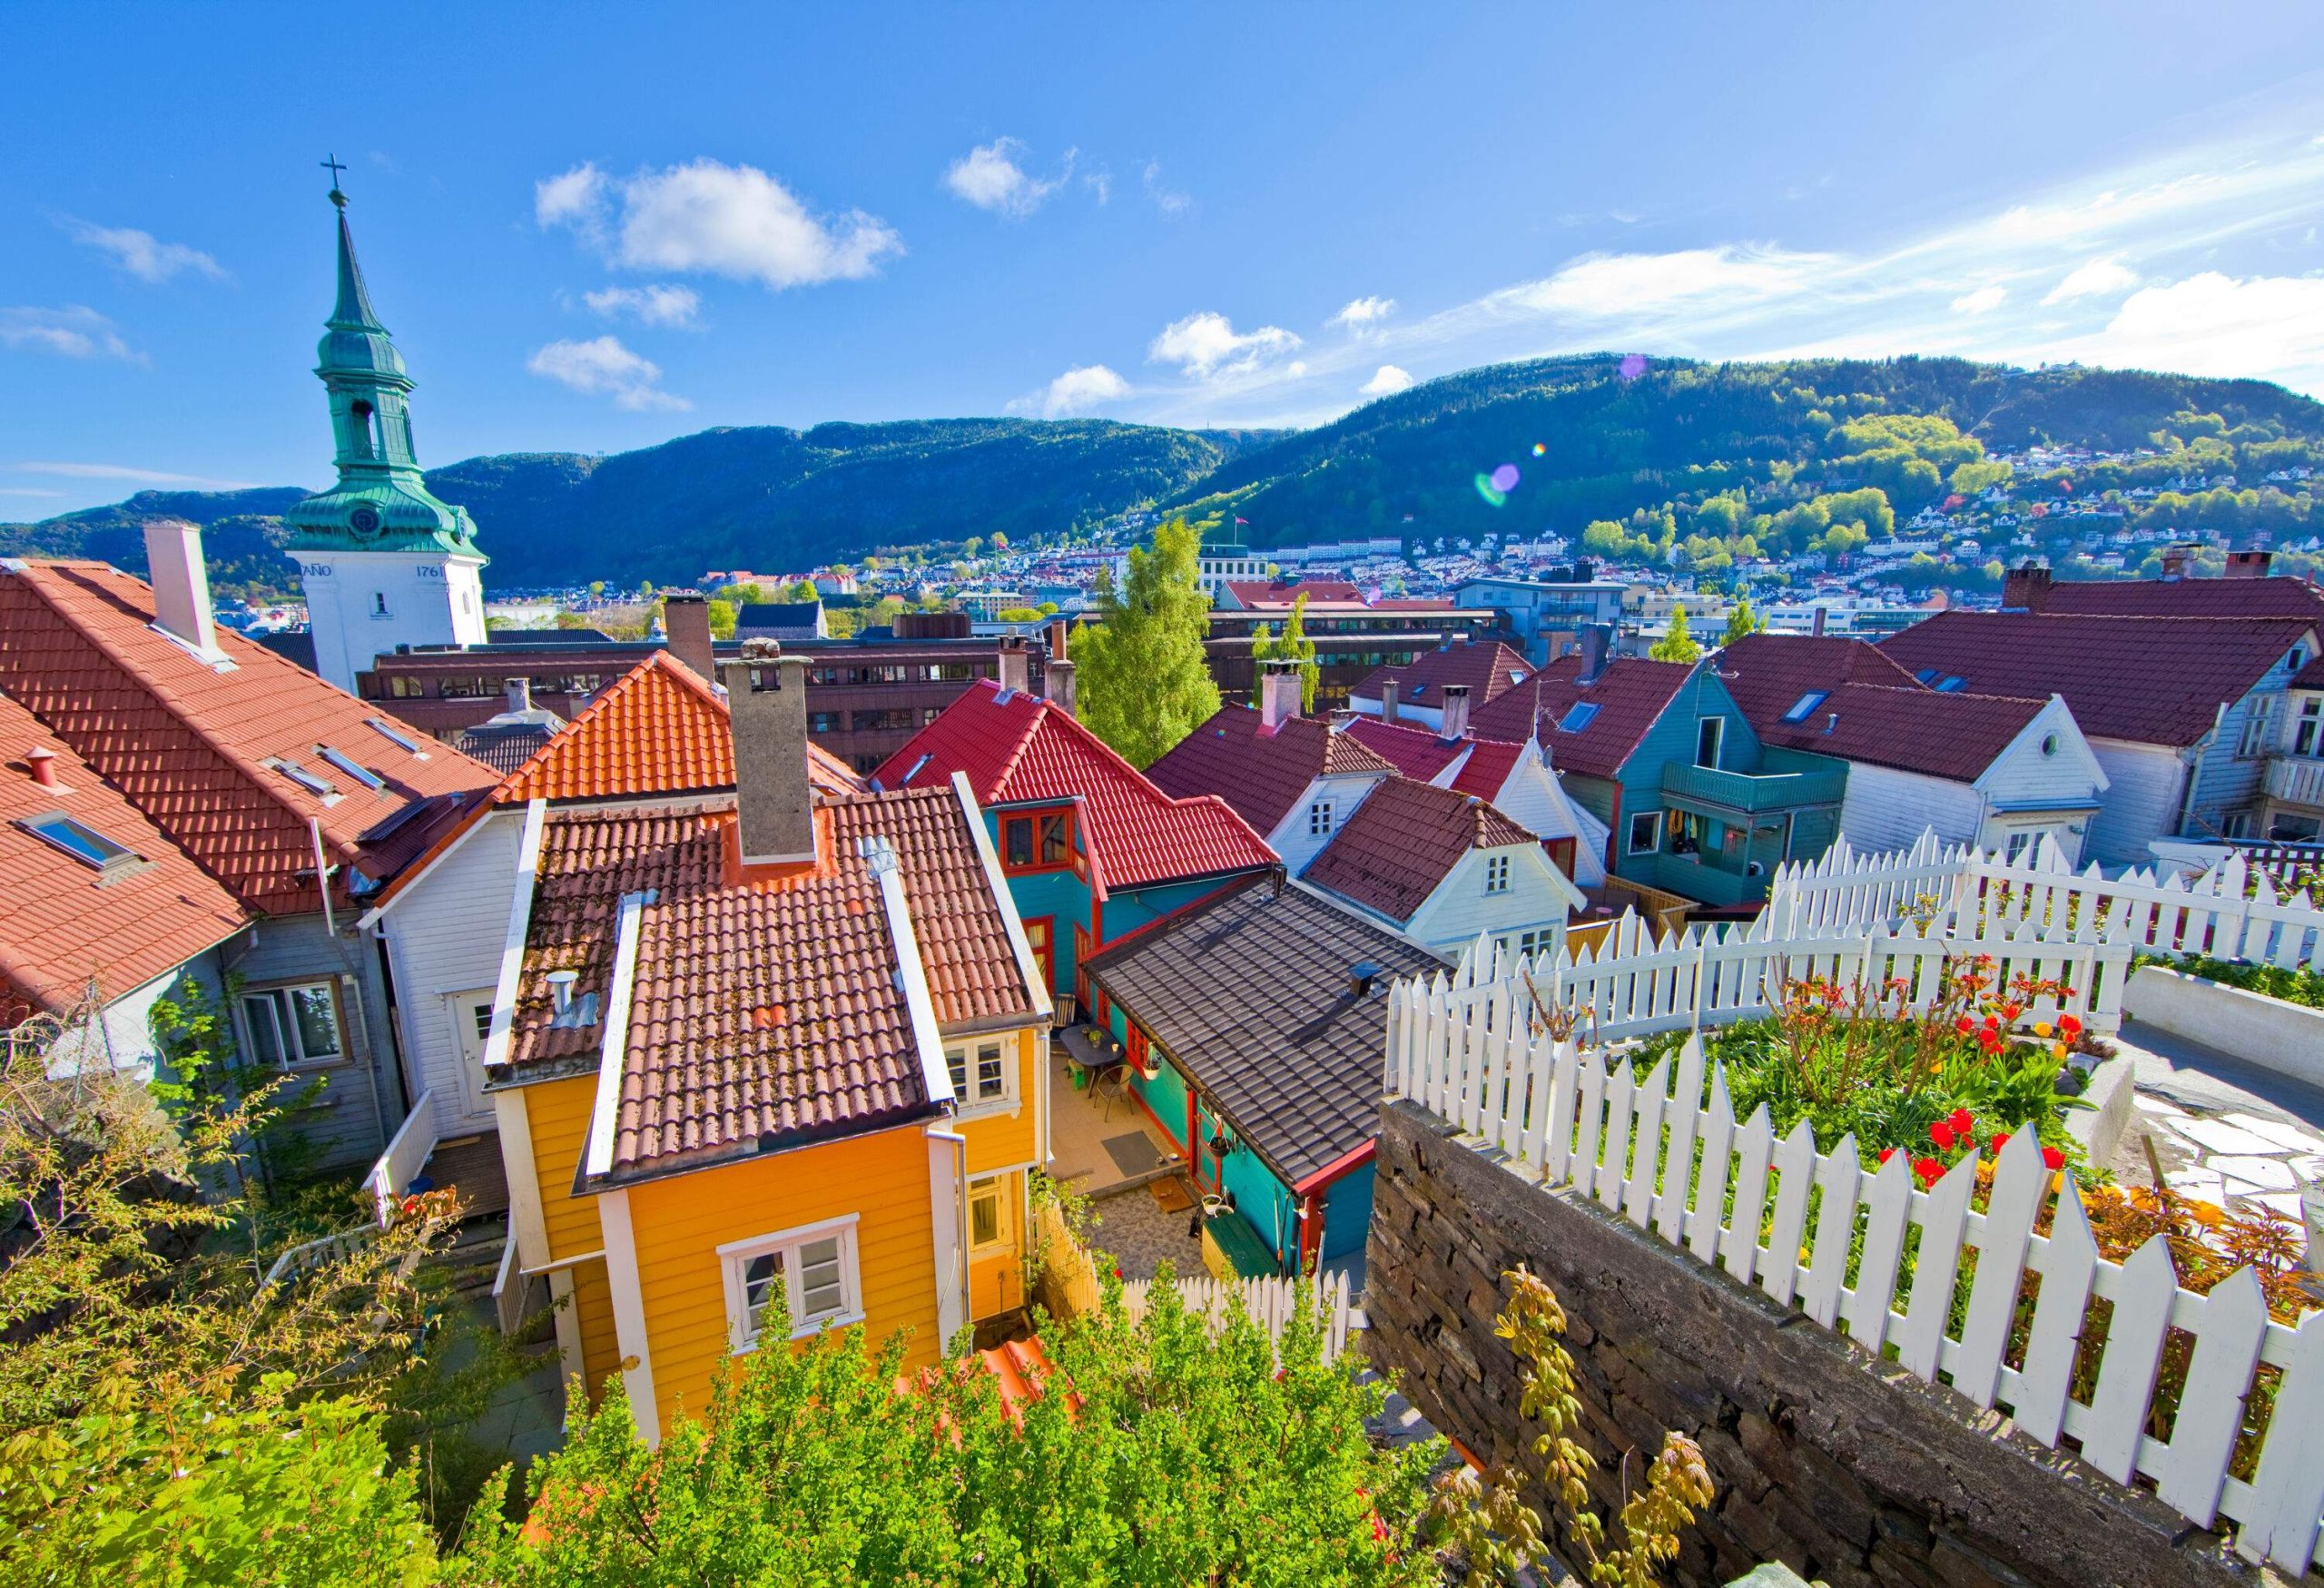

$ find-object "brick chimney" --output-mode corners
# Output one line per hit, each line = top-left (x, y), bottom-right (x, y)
(1380, 679), (1401, 725)
(718, 640), (816, 866)
(1438, 683), (1472, 741)
(1259, 659), (1302, 731)
(996, 636), (1031, 695)
(663, 591), (715, 680)
(2161, 543), (2194, 579)
(2225, 548), (2274, 579)
(2001, 563), (2052, 612)
(142, 518), (224, 662)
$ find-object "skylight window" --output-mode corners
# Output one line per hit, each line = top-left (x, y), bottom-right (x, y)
(1780, 690), (1829, 725)
(1556, 702), (1600, 734)
(17, 812), (142, 877)
(1935, 676), (1967, 693)
(364, 717), (423, 755)
(316, 746), (386, 792)
(273, 760), (335, 797)
(1913, 668), (1940, 686)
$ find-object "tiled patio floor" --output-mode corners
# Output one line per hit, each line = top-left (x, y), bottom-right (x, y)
(1083, 1181), (1208, 1282)
(1046, 1041), (1190, 1198)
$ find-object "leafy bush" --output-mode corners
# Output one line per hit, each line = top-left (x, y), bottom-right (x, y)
(2142, 950), (2324, 1011)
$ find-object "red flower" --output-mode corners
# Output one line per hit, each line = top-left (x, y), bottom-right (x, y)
(1989, 1131), (2011, 1152)
(1953, 1015), (1974, 1037)
(1913, 1158), (1944, 1188)
(2058, 1014), (2083, 1039)
(2042, 1147), (2064, 1170)
(1947, 1107), (1974, 1137)
(1878, 1147), (1898, 1164)
(1977, 1029), (2004, 1055)
(2001, 1001), (2023, 1021)
(1981, 1013), (2000, 1030)
(1930, 1121), (1955, 1149)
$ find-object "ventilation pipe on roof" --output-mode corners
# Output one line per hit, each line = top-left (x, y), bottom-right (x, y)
(142, 518), (225, 663)
(1259, 658), (1302, 731)
(547, 969), (577, 1015)
(719, 640), (817, 866)
(25, 746), (57, 789)
(663, 591), (715, 680)
(996, 636), (1031, 696)
(1439, 683), (1472, 741)
(1348, 960), (1383, 998)
(1381, 679), (1401, 725)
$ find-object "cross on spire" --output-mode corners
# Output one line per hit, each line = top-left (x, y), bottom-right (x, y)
(321, 153), (349, 207)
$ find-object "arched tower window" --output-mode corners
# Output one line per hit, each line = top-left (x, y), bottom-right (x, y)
(350, 399), (376, 459)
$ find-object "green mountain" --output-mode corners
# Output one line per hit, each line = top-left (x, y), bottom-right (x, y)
(8, 356), (2319, 597)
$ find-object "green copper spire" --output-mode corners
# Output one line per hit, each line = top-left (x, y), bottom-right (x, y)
(284, 168), (484, 561)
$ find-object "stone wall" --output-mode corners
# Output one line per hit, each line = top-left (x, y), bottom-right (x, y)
(1365, 1100), (2260, 1588)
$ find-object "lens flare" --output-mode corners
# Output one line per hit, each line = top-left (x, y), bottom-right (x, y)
(1472, 472), (1507, 508)
(1531, 442), (1546, 457)
(1618, 353), (1648, 381)
(1490, 463), (1521, 493)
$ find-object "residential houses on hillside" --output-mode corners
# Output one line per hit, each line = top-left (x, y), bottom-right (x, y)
(1345, 637), (1537, 731)
(1340, 714), (1610, 887)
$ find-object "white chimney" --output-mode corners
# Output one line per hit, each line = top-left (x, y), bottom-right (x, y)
(1259, 659), (1301, 731)
(996, 636), (1031, 695)
(142, 519), (225, 662)
(1381, 679), (1401, 725)
(1439, 684), (1472, 741)
(505, 676), (533, 715)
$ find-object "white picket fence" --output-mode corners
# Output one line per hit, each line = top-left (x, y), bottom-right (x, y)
(1763, 829), (2324, 972)
(1121, 1269), (1360, 1363)
(1384, 983), (2324, 1571)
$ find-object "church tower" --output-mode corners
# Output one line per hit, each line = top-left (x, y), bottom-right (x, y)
(286, 168), (487, 695)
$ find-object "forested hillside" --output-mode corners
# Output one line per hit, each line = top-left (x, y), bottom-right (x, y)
(7, 355), (2319, 596)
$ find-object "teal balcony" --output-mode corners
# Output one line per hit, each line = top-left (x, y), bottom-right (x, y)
(1659, 759), (1846, 815)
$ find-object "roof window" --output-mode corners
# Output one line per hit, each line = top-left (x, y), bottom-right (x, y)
(316, 745), (386, 792)
(364, 717), (424, 755)
(1913, 668), (1940, 686)
(1935, 676), (1967, 693)
(1555, 702), (1600, 734)
(17, 812), (143, 877)
(271, 759), (336, 798)
(1780, 690), (1829, 725)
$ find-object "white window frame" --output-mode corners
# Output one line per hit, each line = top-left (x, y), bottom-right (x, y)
(1695, 715), (1724, 771)
(1627, 811), (1663, 856)
(1518, 927), (1552, 958)
(968, 1175), (1011, 1254)
(2240, 695), (2279, 758)
(943, 1036), (1018, 1117)
(239, 980), (346, 1070)
(1308, 798), (1335, 836)
(1482, 853), (1511, 894)
(718, 1213), (863, 1351)
(2296, 697), (2321, 758)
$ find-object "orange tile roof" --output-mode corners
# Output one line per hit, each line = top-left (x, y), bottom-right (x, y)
(0, 559), (493, 916)
(506, 786), (1040, 1179)
(0, 691), (250, 1024)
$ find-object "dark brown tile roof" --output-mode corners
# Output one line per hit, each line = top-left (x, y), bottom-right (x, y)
(507, 785), (1039, 1179)
(1083, 878), (1440, 1184)
(1350, 638), (1535, 712)
(1298, 775), (1534, 925)
(2024, 574), (2324, 620)
(1467, 656), (1694, 779)
(1145, 706), (1395, 834)
(1878, 612), (2317, 747)
(1341, 718), (1528, 801)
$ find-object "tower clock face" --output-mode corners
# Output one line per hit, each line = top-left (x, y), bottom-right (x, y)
(349, 506), (381, 538)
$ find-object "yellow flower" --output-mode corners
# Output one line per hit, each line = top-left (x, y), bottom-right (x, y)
(2052, 1041), (2069, 1061)
(2032, 1021), (2053, 1039)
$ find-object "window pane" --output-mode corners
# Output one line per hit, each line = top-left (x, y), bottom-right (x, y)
(797, 1238), (845, 1317)
(743, 1253), (779, 1336)
(946, 1048), (968, 1098)
(1004, 820), (1033, 868)
(290, 985), (340, 1060)
(977, 1042), (1005, 1100)
(241, 994), (285, 1069)
(970, 1192), (1000, 1247)
(1039, 814), (1069, 865)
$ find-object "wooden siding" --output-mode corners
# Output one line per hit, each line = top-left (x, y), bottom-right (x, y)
(1489, 757), (1608, 887)
(620, 1120), (942, 1434)
(958, 1026), (1042, 1177)
(1266, 772), (1388, 874)
(1836, 760), (1985, 856)
(1406, 846), (1573, 962)
(376, 810), (523, 1136)
(524, 1072), (622, 1398)
(2084, 739), (2189, 866)
(229, 912), (394, 1170)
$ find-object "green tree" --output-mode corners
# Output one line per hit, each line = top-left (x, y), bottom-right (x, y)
(453, 1269), (1440, 1585)
(1072, 518), (1221, 765)
(1720, 596), (1763, 646)
(1649, 604), (1700, 663)
(1271, 590), (1321, 711)
(707, 598), (738, 640)
(787, 577), (819, 602)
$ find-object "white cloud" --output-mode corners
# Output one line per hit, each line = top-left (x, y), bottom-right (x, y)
(0, 306), (137, 360)
(2043, 255), (2140, 304)
(1512, 246), (1828, 318)
(1147, 311), (1301, 379)
(943, 137), (1068, 219)
(12, 460), (259, 488)
(1012, 363), (1132, 418)
(1330, 296), (1397, 331)
(0, 487), (64, 498)
(527, 336), (691, 411)
(582, 283), (701, 326)
(62, 220), (227, 284)
(1950, 285), (2007, 315)
(537, 158), (901, 290)
(1086, 170), (1113, 205)
(1142, 161), (1191, 218)
(1361, 365), (1415, 397)
(2072, 271), (2324, 390)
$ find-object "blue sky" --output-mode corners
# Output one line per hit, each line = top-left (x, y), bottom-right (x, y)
(5, 2), (2322, 515)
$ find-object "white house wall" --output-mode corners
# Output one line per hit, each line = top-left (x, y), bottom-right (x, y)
(375, 807), (524, 1137)
(1835, 760), (1986, 855)
(1265, 772), (1390, 874)
(1483, 755), (1609, 888)
(2084, 739), (2190, 868)
(1405, 845), (1578, 962)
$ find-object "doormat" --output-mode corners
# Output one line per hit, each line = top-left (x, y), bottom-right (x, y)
(1101, 1131), (1164, 1179)
(1149, 1176), (1194, 1213)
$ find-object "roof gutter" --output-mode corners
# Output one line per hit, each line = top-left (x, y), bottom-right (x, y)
(582, 887), (655, 1182)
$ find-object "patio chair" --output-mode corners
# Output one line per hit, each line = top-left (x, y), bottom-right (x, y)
(1091, 1060), (1130, 1120)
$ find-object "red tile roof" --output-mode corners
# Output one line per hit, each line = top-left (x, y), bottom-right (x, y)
(508, 786), (1039, 1178)
(1145, 706), (1394, 834)
(1299, 776), (1535, 924)
(1468, 656), (1693, 779)
(0, 691), (249, 1024)
(1715, 634), (1925, 723)
(1342, 718), (1529, 800)
(1878, 612), (2318, 747)
(2020, 573), (2324, 620)
(1223, 578), (1364, 607)
(871, 681), (1277, 893)
(1350, 638), (1535, 711)
(0, 559), (492, 915)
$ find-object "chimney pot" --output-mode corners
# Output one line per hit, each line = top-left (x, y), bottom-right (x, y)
(718, 646), (817, 866)
(1380, 678), (1401, 725)
(1439, 682), (1472, 741)
(547, 969), (578, 1014)
(1810, 605), (1828, 637)
(1259, 659), (1302, 730)
(26, 746), (58, 788)
(996, 636), (1031, 695)
(663, 591), (715, 679)
(1045, 656), (1078, 716)
(141, 518), (222, 660)
(1579, 623), (1612, 684)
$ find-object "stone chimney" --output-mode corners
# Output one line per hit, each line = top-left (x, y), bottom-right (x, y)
(996, 636), (1031, 695)
(1438, 683), (1472, 741)
(1810, 605), (1828, 637)
(663, 591), (715, 680)
(1579, 623), (1612, 685)
(2001, 564), (2052, 612)
(2225, 549), (2274, 579)
(718, 640), (816, 867)
(2162, 543), (2194, 579)
(142, 519), (224, 661)
(504, 676), (533, 715)
(1259, 659), (1302, 731)
(1381, 679), (1401, 725)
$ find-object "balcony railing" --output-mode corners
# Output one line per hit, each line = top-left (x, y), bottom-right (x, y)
(1659, 759), (1847, 814)
(2265, 754), (2324, 810)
